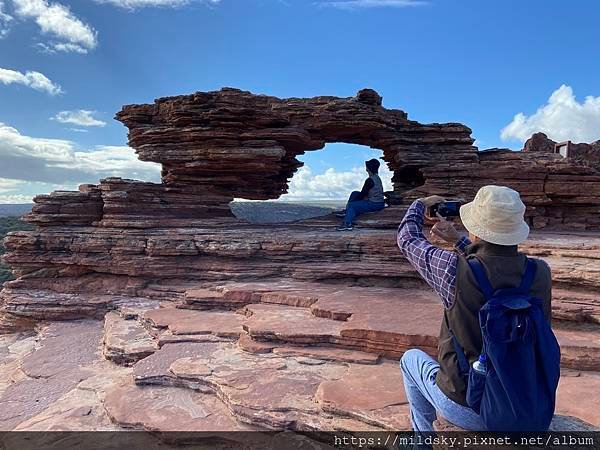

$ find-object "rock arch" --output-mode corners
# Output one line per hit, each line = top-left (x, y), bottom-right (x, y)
(115, 88), (475, 207)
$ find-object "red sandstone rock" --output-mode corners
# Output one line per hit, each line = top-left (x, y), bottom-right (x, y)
(556, 370), (600, 427)
(24, 186), (103, 227)
(551, 289), (600, 324)
(132, 340), (393, 431)
(14, 88), (600, 232)
(523, 132), (557, 153)
(0, 321), (105, 430)
(554, 325), (600, 371)
(236, 333), (274, 354)
(143, 308), (245, 337)
(316, 362), (412, 430)
(104, 383), (254, 432)
(102, 312), (157, 366)
(271, 346), (380, 364)
(169, 357), (213, 379)
(12, 363), (131, 432)
(2, 300), (598, 433)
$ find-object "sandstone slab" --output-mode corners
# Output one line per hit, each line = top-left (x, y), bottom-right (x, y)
(0, 320), (104, 430)
(243, 303), (346, 345)
(316, 362), (411, 430)
(13, 360), (131, 431)
(554, 324), (600, 371)
(104, 383), (254, 432)
(133, 341), (388, 431)
(143, 307), (245, 337)
(272, 346), (380, 364)
(102, 312), (157, 366)
(551, 289), (600, 324)
(556, 370), (600, 427)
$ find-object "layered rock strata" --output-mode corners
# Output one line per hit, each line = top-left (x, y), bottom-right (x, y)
(2, 227), (599, 324)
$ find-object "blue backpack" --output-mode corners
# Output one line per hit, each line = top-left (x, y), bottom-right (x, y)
(453, 257), (561, 431)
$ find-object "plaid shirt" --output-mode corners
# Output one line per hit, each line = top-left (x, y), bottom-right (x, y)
(397, 200), (471, 309)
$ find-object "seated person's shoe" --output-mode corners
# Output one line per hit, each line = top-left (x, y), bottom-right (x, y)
(336, 224), (354, 231)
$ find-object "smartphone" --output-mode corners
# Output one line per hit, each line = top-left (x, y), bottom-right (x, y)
(429, 201), (461, 218)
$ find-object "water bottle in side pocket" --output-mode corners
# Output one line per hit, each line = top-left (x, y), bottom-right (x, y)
(472, 354), (487, 374)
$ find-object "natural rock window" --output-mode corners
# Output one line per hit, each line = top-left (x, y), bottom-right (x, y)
(230, 143), (391, 223)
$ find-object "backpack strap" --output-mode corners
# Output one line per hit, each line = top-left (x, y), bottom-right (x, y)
(516, 259), (537, 294)
(450, 257), (493, 376)
(467, 258), (494, 301)
(467, 257), (537, 299)
(451, 332), (470, 377)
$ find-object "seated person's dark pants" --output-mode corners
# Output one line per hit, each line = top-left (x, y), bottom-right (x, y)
(347, 191), (363, 203)
(342, 191), (386, 225)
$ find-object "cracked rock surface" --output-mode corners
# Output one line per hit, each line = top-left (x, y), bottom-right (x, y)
(2, 287), (599, 433)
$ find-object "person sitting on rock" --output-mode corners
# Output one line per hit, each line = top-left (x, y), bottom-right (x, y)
(336, 158), (386, 231)
(396, 185), (554, 434)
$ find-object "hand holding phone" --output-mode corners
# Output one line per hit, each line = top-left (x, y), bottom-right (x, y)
(428, 201), (461, 218)
(420, 195), (446, 215)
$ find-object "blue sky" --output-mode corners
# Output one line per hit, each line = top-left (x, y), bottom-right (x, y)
(1, 0), (599, 202)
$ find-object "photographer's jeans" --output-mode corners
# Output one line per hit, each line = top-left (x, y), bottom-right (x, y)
(342, 191), (385, 225)
(399, 349), (484, 432)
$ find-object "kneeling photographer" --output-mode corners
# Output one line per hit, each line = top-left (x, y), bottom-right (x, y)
(396, 185), (557, 435)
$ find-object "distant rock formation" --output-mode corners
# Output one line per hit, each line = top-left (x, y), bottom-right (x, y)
(523, 132), (559, 154)
(523, 131), (600, 171)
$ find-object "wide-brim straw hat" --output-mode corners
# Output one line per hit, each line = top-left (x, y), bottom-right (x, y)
(459, 185), (530, 246)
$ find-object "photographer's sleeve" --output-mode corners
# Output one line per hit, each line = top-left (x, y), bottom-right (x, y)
(397, 200), (461, 309)
(454, 236), (471, 256)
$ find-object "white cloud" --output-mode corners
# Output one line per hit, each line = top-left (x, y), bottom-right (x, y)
(282, 163), (393, 200)
(95, 0), (220, 9)
(0, 122), (161, 188)
(318, 0), (426, 9)
(67, 145), (159, 178)
(501, 85), (600, 144)
(0, 178), (31, 203)
(12, 0), (97, 53)
(0, 67), (62, 95)
(0, 177), (77, 203)
(95, 0), (188, 7)
(52, 110), (106, 127)
(0, 1), (12, 38)
(0, 178), (24, 192)
(0, 193), (35, 203)
(36, 41), (89, 53)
